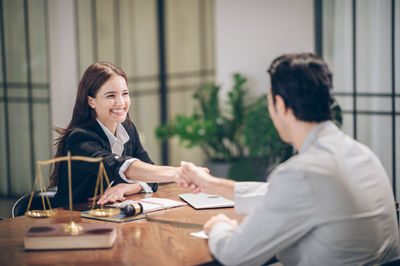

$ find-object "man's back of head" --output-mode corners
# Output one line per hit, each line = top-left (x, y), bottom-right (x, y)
(267, 53), (333, 123)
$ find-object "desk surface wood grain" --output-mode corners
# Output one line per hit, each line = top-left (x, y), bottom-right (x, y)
(0, 183), (241, 265)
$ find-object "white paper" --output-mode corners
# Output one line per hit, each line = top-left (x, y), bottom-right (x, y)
(190, 230), (209, 239)
(179, 193), (234, 209)
(113, 197), (186, 213)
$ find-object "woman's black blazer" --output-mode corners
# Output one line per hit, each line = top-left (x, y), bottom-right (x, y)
(53, 120), (158, 207)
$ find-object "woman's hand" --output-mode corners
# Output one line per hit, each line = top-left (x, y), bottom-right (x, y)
(96, 183), (142, 205)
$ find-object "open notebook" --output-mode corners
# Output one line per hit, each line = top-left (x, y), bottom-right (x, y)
(179, 193), (234, 209)
(81, 197), (186, 223)
(113, 197), (186, 213)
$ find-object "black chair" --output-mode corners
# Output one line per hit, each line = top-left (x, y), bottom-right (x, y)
(11, 190), (56, 218)
(381, 257), (400, 266)
(380, 203), (399, 266)
(199, 256), (278, 266)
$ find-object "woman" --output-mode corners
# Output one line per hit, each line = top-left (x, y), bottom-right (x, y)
(50, 62), (180, 207)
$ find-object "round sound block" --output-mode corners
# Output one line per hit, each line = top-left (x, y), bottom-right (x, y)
(88, 207), (120, 217)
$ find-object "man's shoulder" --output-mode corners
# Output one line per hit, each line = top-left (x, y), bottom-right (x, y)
(276, 129), (385, 187)
(270, 148), (338, 184)
(269, 156), (311, 183)
(298, 128), (376, 170)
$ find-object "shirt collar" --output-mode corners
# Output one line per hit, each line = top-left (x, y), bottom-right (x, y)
(96, 120), (130, 147)
(299, 120), (336, 154)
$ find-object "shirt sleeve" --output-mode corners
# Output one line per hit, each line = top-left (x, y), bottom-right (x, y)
(118, 158), (153, 193)
(234, 182), (269, 215)
(208, 163), (316, 266)
(122, 122), (158, 192)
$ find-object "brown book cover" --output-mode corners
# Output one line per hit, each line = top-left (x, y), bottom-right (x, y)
(24, 223), (117, 250)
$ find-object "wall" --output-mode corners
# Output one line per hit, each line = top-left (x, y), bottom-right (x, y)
(214, 0), (315, 98)
(45, 0), (315, 164)
(48, 0), (79, 136)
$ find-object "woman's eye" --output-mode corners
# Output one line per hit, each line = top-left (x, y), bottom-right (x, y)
(123, 92), (129, 96)
(106, 95), (115, 98)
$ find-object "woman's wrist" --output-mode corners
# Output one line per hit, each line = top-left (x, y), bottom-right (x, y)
(120, 182), (142, 196)
(126, 160), (179, 183)
(161, 166), (180, 182)
(140, 163), (178, 182)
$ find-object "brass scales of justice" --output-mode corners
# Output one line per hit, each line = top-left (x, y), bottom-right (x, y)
(25, 151), (120, 233)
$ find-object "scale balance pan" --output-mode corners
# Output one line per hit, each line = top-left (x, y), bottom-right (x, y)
(25, 209), (56, 218)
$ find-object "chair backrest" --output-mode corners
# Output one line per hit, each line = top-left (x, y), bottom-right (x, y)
(11, 191), (56, 218)
(381, 257), (400, 266)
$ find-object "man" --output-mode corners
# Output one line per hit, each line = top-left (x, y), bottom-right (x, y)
(179, 53), (399, 265)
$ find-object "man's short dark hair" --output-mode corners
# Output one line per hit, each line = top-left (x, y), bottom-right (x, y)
(267, 53), (333, 122)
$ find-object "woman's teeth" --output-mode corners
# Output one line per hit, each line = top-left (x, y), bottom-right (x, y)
(111, 109), (124, 113)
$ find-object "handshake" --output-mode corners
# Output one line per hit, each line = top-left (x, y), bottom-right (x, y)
(125, 159), (238, 235)
(173, 161), (235, 203)
(174, 161), (238, 235)
(174, 161), (213, 194)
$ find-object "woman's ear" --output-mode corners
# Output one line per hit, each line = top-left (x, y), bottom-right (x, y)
(88, 96), (95, 109)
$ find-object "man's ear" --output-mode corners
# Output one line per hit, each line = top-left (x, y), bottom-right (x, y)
(88, 96), (95, 109)
(274, 95), (288, 115)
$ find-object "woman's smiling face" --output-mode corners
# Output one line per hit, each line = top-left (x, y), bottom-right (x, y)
(88, 75), (130, 134)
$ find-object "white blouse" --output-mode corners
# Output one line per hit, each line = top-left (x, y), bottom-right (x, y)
(97, 120), (153, 193)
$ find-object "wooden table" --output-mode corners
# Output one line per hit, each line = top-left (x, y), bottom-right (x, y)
(0, 183), (241, 265)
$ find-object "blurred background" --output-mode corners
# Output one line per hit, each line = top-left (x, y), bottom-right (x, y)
(0, 0), (399, 218)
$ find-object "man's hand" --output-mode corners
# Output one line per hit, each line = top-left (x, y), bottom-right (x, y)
(203, 214), (238, 235)
(95, 183), (142, 205)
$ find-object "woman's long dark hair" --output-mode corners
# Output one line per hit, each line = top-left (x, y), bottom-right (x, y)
(49, 62), (131, 188)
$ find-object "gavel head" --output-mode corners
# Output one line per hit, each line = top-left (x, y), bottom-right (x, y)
(122, 203), (143, 217)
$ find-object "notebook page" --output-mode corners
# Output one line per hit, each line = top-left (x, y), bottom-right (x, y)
(114, 197), (186, 213)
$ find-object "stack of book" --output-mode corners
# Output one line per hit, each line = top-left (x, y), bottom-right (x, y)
(24, 223), (116, 250)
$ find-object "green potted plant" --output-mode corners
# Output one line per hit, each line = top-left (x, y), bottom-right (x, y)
(156, 73), (342, 181)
